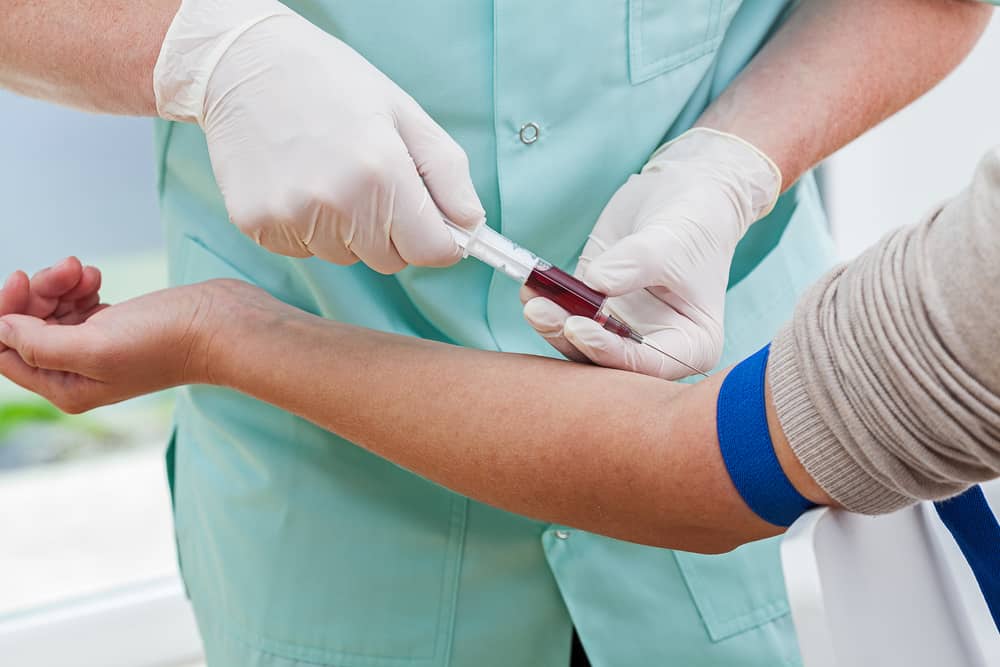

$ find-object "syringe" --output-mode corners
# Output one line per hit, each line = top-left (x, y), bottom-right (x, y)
(445, 220), (708, 378)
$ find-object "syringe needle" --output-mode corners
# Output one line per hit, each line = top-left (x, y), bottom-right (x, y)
(443, 218), (712, 378)
(632, 335), (710, 379)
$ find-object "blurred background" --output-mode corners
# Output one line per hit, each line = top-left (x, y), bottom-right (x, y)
(0, 13), (998, 667)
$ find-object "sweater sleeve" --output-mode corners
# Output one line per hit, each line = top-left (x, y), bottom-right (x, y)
(767, 148), (1000, 515)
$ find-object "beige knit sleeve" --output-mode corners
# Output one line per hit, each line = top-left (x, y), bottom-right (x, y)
(767, 148), (1000, 515)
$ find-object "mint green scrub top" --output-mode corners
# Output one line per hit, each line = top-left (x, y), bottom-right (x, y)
(157, 2), (837, 665)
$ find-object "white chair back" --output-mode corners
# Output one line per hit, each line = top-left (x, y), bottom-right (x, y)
(781, 490), (1000, 667)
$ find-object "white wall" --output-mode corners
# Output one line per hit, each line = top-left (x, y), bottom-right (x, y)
(0, 93), (160, 275)
(826, 14), (1000, 258)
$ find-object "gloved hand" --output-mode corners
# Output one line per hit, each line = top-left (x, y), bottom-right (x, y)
(523, 128), (781, 379)
(154, 0), (484, 273)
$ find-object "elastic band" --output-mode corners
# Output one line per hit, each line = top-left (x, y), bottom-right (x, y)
(717, 344), (816, 527)
(720, 347), (999, 632)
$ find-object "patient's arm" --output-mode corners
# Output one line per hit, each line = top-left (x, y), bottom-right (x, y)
(4, 145), (1000, 551)
(208, 290), (812, 552)
(0, 271), (825, 554)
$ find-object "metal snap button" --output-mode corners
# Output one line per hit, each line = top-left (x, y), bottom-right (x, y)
(554, 529), (571, 540)
(519, 122), (540, 145)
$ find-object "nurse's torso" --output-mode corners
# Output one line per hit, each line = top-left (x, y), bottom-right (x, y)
(158, 2), (835, 665)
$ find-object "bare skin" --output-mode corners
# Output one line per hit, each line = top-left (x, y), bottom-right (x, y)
(1, 1), (179, 113)
(0, 262), (831, 555)
(696, 0), (994, 190)
(0, 1), (992, 182)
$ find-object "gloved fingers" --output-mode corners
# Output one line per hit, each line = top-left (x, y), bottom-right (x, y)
(575, 173), (650, 279)
(641, 314), (723, 377)
(584, 221), (732, 305)
(578, 227), (675, 297)
(563, 315), (715, 380)
(521, 297), (589, 364)
(374, 130), (464, 269)
(340, 226), (405, 275)
(396, 100), (485, 230)
(561, 316), (662, 376)
(247, 218), (316, 260)
(293, 209), (363, 267)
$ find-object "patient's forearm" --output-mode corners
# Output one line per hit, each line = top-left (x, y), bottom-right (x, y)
(208, 312), (787, 553)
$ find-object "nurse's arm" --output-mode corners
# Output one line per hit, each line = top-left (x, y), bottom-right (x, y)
(697, 0), (993, 190)
(1, 0), (178, 113)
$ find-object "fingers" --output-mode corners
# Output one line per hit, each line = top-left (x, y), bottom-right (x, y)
(250, 222), (320, 261)
(522, 297), (589, 363)
(0, 271), (30, 317)
(379, 131), (468, 270)
(0, 315), (93, 374)
(396, 101), (485, 231)
(579, 228), (673, 297)
(0, 259), (102, 322)
(30, 257), (84, 300)
(309, 117), (458, 273)
(22, 256), (84, 319)
(53, 266), (103, 321)
(562, 315), (717, 380)
(58, 292), (103, 324)
(0, 348), (99, 414)
(62, 265), (102, 302)
(0, 347), (49, 396)
(562, 317), (687, 380)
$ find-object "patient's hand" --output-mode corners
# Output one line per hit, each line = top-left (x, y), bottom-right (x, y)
(0, 257), (103, 324)
(0, 262), (271, 413)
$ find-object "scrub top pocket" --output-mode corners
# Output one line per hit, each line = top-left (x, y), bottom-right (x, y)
(628, 0), (742, 84)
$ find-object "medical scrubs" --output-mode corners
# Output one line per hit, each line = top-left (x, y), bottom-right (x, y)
(156, 2), (837, 665)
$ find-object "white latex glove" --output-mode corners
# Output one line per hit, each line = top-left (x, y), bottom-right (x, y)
(154, 0), (484, 273)
(523, 128), (781, 379)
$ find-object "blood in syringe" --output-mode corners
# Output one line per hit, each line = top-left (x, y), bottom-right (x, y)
(524, 264), (634, 339)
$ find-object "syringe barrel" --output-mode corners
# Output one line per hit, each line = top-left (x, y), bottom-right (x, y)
(446, 221), (539, 283)
(522, 263), (637, 338)
(446, 220), (641, 341)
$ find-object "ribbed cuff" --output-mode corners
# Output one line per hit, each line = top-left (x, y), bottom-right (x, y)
(768, 325), (913, 515)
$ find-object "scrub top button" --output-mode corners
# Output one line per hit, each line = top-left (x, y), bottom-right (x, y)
(519, 122), (540, 144)
(554, 529), (571, 540)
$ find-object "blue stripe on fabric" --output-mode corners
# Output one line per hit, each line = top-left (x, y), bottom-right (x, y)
(934, 486), (1000, 632)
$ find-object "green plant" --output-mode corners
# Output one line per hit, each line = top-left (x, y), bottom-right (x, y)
(0, 400), (66, 439)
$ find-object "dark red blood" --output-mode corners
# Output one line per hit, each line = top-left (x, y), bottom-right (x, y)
(525, 264), (605, 319)
(524, 265), (639, 340)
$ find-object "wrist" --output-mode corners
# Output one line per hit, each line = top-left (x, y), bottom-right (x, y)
(153, 0), (295, 123)
(182, 279), (255, 388)
(643, 128), (782, 234)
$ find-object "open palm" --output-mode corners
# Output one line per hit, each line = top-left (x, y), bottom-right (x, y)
(0, 258), (247, 413)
